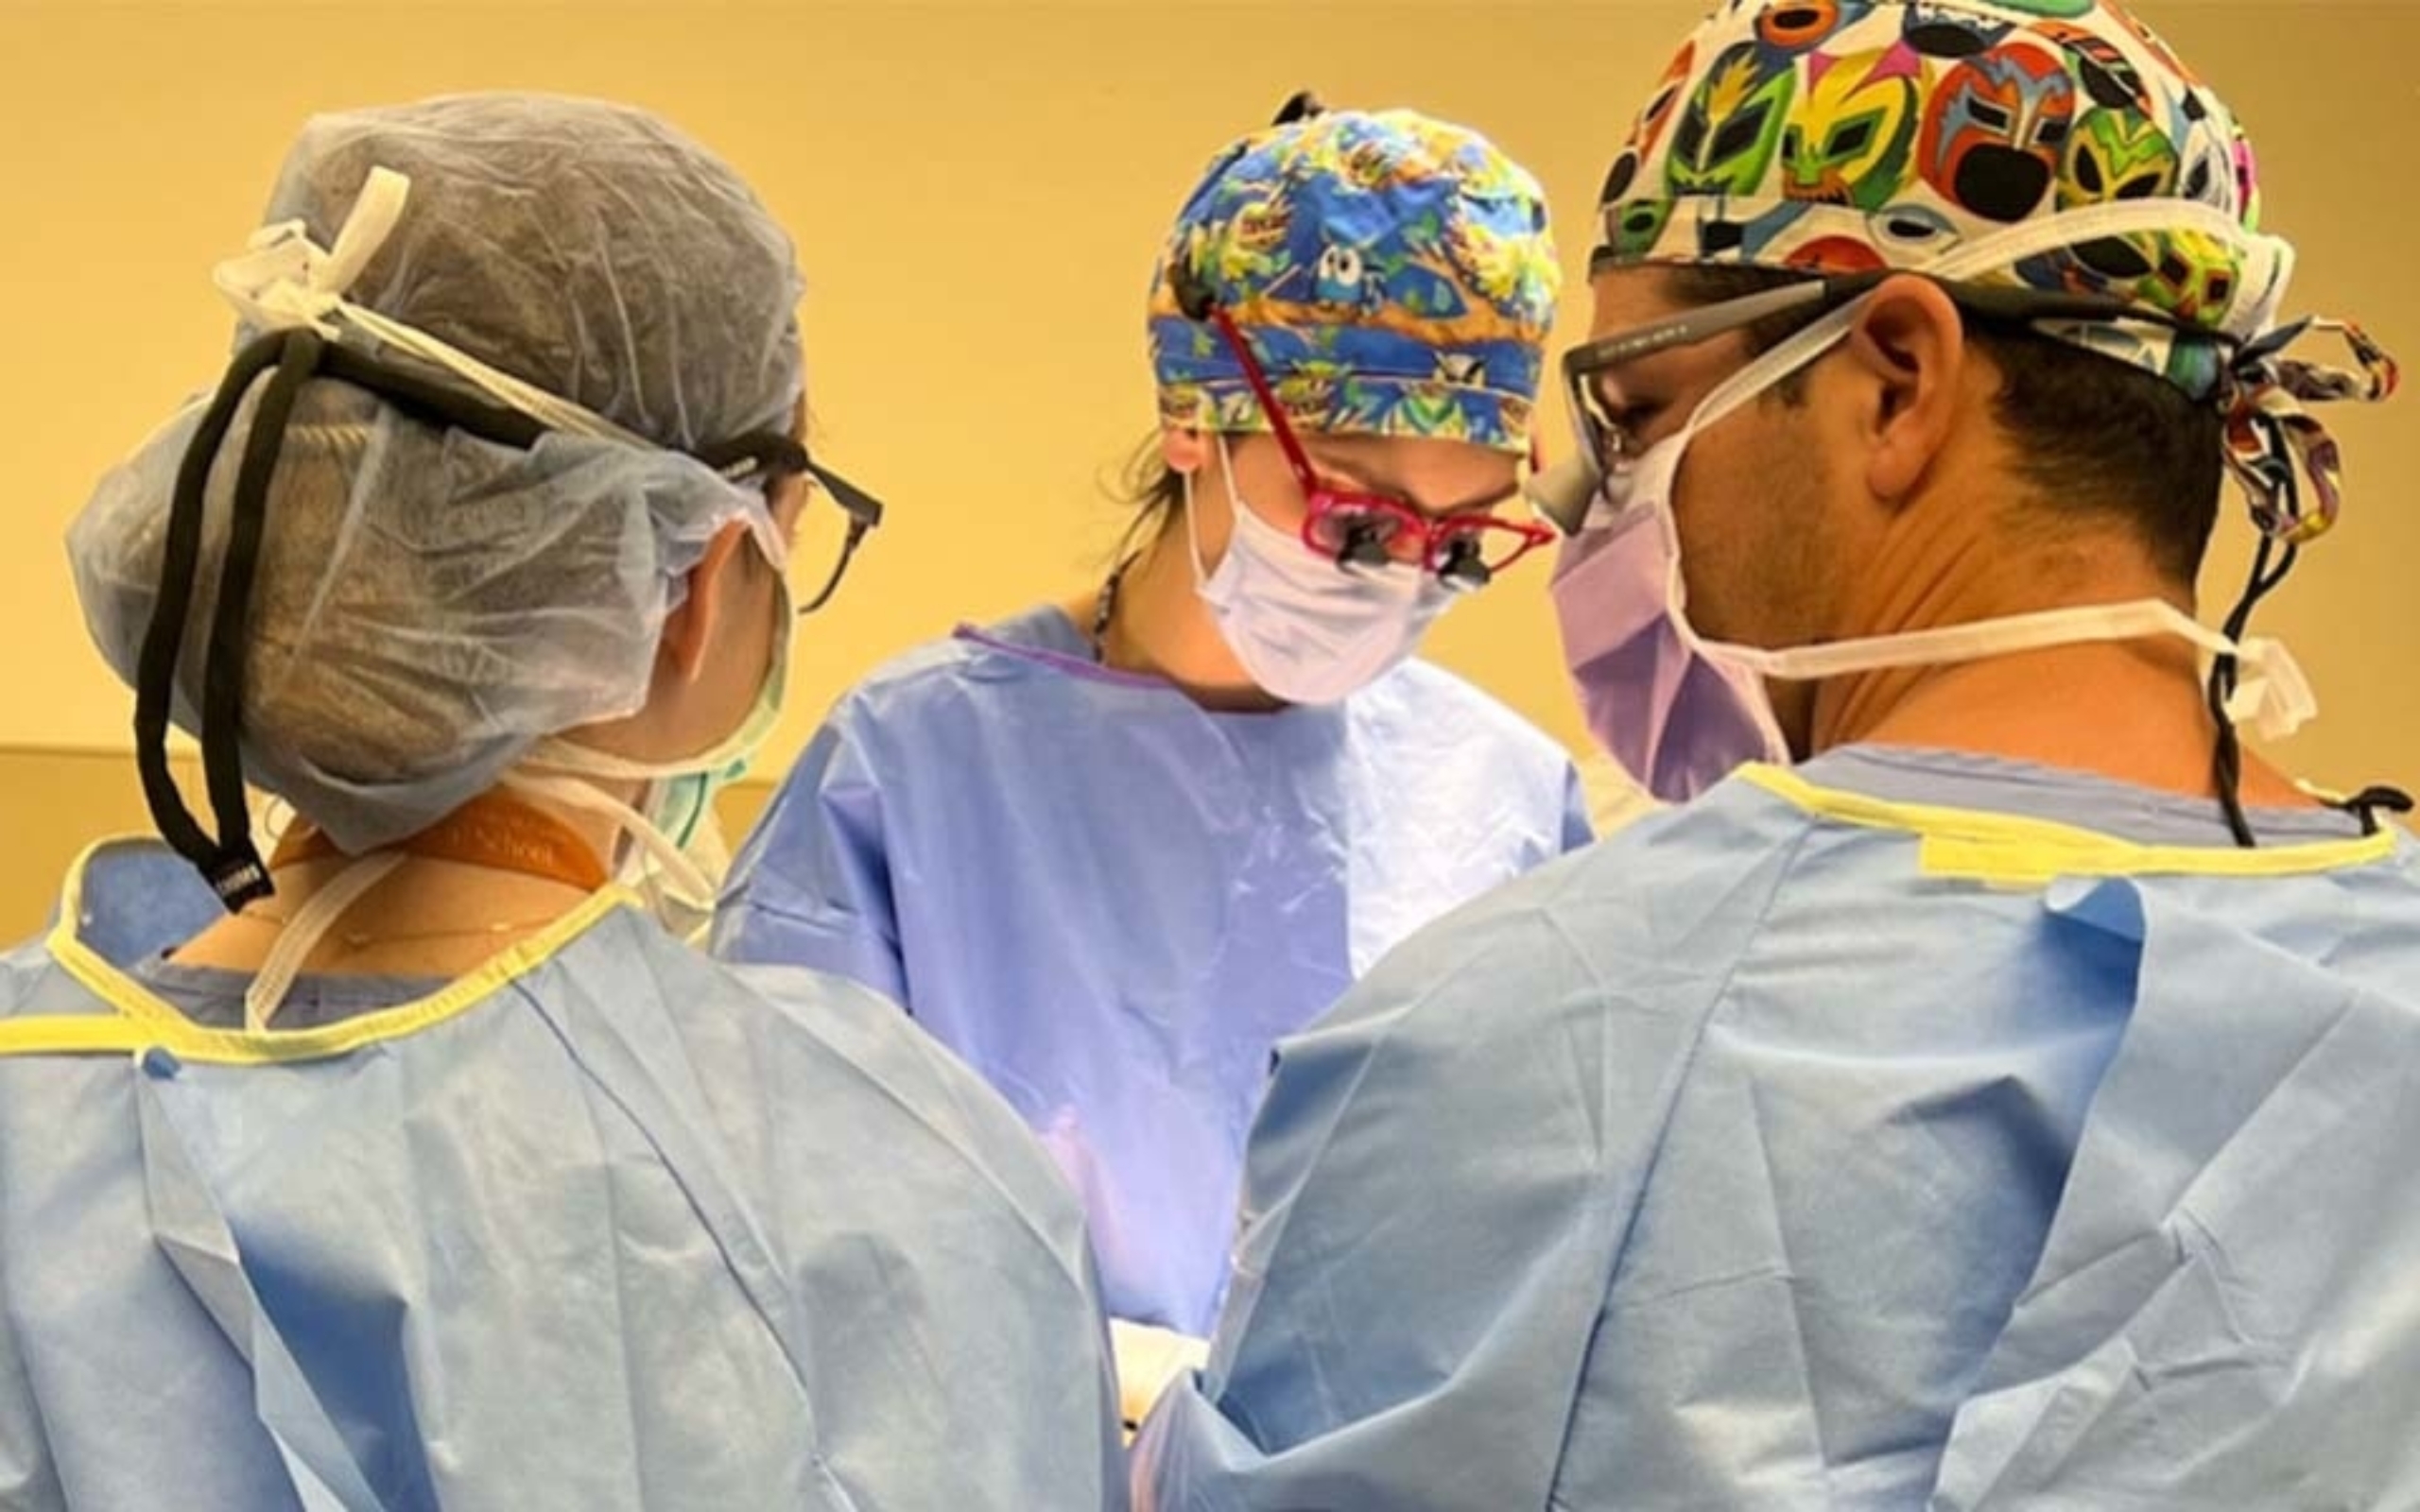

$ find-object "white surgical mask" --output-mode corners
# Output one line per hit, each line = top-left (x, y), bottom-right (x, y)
(1191, 434), (1455, 706)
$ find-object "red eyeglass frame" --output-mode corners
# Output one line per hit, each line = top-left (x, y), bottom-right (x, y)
(1208, 309), (1555, 581)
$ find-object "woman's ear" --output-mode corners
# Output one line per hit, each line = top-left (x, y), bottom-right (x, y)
(658, 520), (752, 682)
(1161, 426), (1210, 473)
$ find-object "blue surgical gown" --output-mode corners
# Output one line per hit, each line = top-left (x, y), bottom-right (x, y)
(1134, 747), (2420, 1509)
(715, 607), (1590, 1333)
(0, 840), (1126, 1511)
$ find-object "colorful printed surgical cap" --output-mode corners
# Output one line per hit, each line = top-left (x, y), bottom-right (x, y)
(1149, 107), (1561, 455)
(1596, 0), (2394, 541)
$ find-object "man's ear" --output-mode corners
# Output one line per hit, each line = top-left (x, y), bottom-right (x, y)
(1840, 273), (1968, 507)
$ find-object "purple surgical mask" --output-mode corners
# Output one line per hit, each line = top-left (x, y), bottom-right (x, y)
(1546, 497), (1779, 804)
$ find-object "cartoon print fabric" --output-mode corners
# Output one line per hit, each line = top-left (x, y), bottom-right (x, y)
(1599, 0), (2267, 387)
(1150, 110), (1561, 455)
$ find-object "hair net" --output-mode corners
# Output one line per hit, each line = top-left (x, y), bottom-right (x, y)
(258, 93), (802, 449)
(68, 93), (805, 862)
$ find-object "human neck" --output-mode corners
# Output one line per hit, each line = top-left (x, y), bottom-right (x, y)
(1803, 501), (2318, 810)
(1076, 526), (1284, 713)
(172, 781), (645, 978)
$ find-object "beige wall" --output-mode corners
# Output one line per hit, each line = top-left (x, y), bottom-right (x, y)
(2, 1), (2412, 937)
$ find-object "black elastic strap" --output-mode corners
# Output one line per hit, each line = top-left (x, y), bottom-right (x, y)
(138, 334), (881, 907)
(316, 342), (546, 451)
(137, 326), (541, 908)
(197, 329), (325, 902)
(1272, 90), (1325, 127)
(2332, 784), (2415, 838)
(134, 331), (297, 904)
(2205, 529), (2298, 850)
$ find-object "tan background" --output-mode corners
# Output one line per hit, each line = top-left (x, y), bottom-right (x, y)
(1, 0), (2412, 936)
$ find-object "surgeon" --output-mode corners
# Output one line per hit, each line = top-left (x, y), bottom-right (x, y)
(0, 94), (1123, 1510)
(714, 95), (1590, 1351)
(1135, 4), (2420, 1505)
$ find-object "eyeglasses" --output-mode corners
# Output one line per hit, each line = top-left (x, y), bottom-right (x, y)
(697, 436), (887, 615)
(1208, 309), (1554, 593)
(1560, 271), (2238, 479)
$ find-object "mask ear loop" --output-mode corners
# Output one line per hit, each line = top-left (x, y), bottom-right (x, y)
(1655, 301), (1864, 684)
(1188, 437), (1234, 588)
(243, 852), (408, 1032)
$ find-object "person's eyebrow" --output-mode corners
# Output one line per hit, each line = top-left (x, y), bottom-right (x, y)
(1308, 447), (1519, 518)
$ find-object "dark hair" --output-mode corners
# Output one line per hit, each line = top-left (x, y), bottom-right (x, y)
(1664, 264), (2224, 584)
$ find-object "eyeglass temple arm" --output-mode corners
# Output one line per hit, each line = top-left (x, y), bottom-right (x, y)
(795, 517), (870, 616)
(1564, 270), (2238, 385)
(803, 459), (885, 531)
(1561, 276), (1859, 380)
